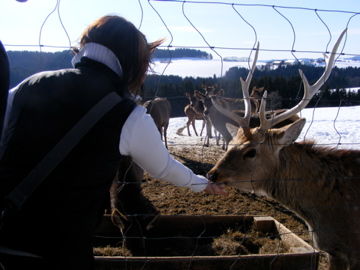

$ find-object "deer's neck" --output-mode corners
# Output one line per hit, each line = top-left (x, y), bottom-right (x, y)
(262, 142), (360, 227)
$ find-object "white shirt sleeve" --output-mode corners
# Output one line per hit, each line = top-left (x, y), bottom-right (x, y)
(120, 105), (208, 192)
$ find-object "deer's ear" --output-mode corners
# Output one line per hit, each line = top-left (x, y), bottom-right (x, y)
(149, 38), (165, 54)
(226, 123), (239, 139)
(277, 118), (306, 146)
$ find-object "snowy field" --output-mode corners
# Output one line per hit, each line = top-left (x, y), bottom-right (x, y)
(148, 58), (360, 150)
(167, 105), (360, 150)
(150, 59), (253, 78)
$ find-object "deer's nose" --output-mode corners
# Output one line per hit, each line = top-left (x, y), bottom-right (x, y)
(207, 170), (218, 182)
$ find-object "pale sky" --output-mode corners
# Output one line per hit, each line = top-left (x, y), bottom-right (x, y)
(1, 0), (359, 61)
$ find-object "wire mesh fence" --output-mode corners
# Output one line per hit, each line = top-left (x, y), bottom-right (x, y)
(2, 1), (360, 269)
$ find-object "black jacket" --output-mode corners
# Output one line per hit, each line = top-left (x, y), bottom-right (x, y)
(0, 41), (9, 141)
(0, 58), (136, 269)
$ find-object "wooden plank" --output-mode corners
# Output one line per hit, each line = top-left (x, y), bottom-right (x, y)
(93, 215), (319, 270)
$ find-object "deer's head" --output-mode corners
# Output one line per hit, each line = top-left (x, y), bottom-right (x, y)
(207, 30), (346, 192)
(194, 87), (224, 116)
(207, 119), (305, 192)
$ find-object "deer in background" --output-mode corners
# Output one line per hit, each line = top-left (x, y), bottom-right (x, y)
(195, 86), (266, 150)
(143, 97), (171, 148)
(195, 88), (234, 149)
(184, 91), (216, 142)
(204, 86), (264, 113)
(207, 30), (360, 270)
(249, 86), (265, 113)
(184, 92), (207, 136)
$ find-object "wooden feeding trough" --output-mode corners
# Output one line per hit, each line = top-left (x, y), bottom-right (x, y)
(93, 215), (319, 270)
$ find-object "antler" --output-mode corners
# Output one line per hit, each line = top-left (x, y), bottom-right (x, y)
(259, 29), (347, 130)
(212, 42), (260, 127)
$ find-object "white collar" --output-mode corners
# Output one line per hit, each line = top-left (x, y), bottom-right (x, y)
(71, 42), (123, 77)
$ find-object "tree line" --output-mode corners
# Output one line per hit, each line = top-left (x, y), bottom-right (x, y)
(144, 64), (360, 116)
(6, 49), (360, 117)
(6, 48), (212, 88)
(152, 48), (212, 60)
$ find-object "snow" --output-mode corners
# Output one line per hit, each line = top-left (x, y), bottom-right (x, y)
(167, 105), (360, 150)
(148, 58), (360, 151)
(150, 59), (266, 78)
(150, 59), (360, 78)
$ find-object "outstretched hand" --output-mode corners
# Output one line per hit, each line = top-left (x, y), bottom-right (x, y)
(204, 182), (228, 195)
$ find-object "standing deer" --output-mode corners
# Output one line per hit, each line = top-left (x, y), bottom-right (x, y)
(184, 92), (207, 136)
(204, 85), (264, 114)
(195, 89), (237, 149)
(195, 86), (268, 150)
(207, 30), (359, 270)
(143, 97), (171, 148)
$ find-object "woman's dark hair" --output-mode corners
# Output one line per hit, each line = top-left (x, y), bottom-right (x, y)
(78, 15), (163, 93)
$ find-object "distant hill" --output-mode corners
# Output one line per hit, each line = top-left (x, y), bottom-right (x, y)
(152, 48), (212, 60)
(6, 48), (212, 88)
(7, 50), (73, 88)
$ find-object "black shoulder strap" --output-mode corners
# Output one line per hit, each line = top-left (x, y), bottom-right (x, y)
(0, 41), (9, 142)
(4, 91), (123, 211)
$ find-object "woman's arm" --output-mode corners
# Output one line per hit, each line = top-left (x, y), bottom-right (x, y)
(120, 105), (213, 192)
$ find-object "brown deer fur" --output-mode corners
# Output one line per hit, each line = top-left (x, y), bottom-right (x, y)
(184, 92), (206, 136)
(143, 97), (171, 148)
(184, 92), (215, 141)
(208, 119), (360, 270)
(208, 31), (353, 270)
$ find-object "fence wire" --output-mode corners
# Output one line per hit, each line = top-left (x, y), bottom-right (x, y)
(3, 1), (360, 269)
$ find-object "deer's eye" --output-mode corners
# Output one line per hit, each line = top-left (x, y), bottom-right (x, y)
(243, 149), (256, 159)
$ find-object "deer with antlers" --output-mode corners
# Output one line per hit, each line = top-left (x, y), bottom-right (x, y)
(207, 30), (360, 270)
(195, 85), (277, 150)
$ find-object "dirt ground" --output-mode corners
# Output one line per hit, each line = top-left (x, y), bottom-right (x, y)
(95, 143), (329, 269)
(138, 144), (329, 270)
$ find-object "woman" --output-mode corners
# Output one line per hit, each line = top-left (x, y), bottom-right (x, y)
(0, 15), (226, 270)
